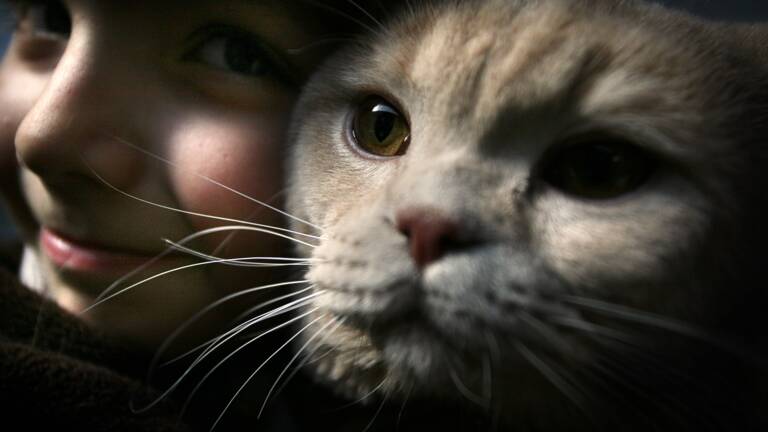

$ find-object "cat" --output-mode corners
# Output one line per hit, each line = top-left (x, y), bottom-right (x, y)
(285, 0), (768, 429)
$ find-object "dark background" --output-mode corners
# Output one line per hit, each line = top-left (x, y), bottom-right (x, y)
(1, 1), (768, 240)
(656, 0), (768, 21)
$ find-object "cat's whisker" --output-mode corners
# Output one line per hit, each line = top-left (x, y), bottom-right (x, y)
(554, 360), (628, 430)
(164, 245), (308, 269)
(560, 295), (763, 364)
(484, 330), (501, 407)
(285, 37), (356, 55)
(480, 353), (493, 413)
(361, 391), (389, 432)
(555, 314), (733, 428)
(589, 350), (708, 431)
(448, 367), (487, 410)
(150, 280), (311, 373)
(348, 325), (367, 399)
(548, 362), (605, 430)
(90, 224), (315, 305)
(326, 377), (388, 413)
(92, 247), (176, 305)
(81, 257), (292, 315)
(549, 315), (641, 346)
(210, 313), (327, 431)
(164, 239), (319, 267)
(175, 307), (322, 422)
(165, 224), (317, 250)
(265, 323), (345, 408)
(300, 0), (381, 37)
(345, 0), (386, 33)
(257, 316), (345, 418)
(597, 358), (681, 428)
(86, 160), (320, 240)
(551, 315), (710, 390)
(178, 294), (320, 379)
(92, 233), (239, 305)
(168, 222), (321, 243)
(102, 135), (322, 232)
(80, 170), (320, 306)
(208, 207), (260, 258)
(134, 298), (321, 414)
(518, 311), (580, 356)
(160, 290), (322, 369)
(561, 295), (706, 339)
(302, 341), (337, 366)
(396, 386), (412, 431)
(231, 286), (316, 328)
(515, 341), (591, 420)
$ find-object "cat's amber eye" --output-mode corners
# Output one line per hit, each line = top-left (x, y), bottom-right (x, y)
(540, 136), (656, 199)
(351, 96), (410, 157)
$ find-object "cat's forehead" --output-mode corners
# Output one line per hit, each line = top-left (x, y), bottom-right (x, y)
(368, 0), (721, 128)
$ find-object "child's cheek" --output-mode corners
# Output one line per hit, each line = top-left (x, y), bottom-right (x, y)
(168, 116), (288, 257)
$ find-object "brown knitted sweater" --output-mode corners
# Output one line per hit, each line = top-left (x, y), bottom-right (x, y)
(0, 265), (189, 431)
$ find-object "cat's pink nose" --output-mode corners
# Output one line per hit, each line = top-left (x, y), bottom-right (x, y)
(396, 207), (462, 269)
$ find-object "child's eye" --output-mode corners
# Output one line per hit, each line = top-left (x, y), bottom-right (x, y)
(12, 0), (71, 39)
(184, 26), (289, 81)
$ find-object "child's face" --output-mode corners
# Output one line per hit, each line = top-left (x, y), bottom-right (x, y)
(0, 0), (327, 350)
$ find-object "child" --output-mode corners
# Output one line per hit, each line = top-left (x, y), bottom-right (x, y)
(0, 1), (400, 430)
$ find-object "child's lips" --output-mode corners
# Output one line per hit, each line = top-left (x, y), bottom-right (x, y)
(39, 227), (184, 276)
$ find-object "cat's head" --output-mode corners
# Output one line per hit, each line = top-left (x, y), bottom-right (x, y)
(287, 0), (768, 428)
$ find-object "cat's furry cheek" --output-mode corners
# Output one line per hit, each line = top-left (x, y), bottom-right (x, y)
(532, 184), (712, 304)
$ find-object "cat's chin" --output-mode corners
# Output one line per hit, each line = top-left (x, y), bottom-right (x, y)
(302, 306), (539, 405)
(370, 315), (458, 383)
(300, 310), (443, 397)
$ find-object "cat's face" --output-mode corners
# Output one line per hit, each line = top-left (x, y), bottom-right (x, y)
(288, 0), (768, 427)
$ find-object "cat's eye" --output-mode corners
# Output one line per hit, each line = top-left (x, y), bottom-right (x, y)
(13, 0), (71, 39)
(540, 136), (656, 199)
(351, 96), (410, 157)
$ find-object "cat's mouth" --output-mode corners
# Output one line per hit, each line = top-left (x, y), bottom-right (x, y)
(330, 293), (496, 357)
(321, 277), (463, 347)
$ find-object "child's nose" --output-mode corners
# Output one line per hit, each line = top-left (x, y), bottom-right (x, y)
(14, 29), (145, 192)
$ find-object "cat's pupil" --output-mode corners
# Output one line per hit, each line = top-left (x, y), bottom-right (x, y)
(570, 145), (626, 187)
(373, 108), (396, 143)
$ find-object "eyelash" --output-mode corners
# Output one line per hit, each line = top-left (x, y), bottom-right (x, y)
(183, 24), (298, 87)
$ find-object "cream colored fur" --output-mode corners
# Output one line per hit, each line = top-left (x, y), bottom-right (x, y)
(286, 0), (768, 429)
